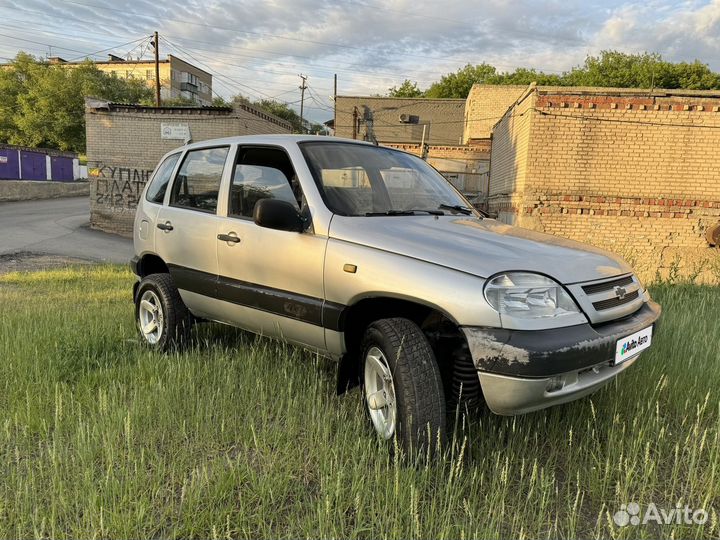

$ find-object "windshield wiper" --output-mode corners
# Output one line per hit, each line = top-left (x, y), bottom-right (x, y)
(365, 209), (444, 216)
(438, 203), (474, 215)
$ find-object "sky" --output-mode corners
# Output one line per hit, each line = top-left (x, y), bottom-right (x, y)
(0, 0), (718, 123)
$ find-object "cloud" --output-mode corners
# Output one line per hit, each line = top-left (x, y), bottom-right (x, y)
(0, 0), (718, 122)
(590, 0), (720, 66)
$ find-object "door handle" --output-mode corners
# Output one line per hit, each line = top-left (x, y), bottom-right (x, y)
(217, 233), (241, 244)
(156, 221), (173, 231)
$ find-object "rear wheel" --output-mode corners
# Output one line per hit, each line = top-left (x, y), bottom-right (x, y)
(134, 273), (192, 351)
(361, 318), (446, 455)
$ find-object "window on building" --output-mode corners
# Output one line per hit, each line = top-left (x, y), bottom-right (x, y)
(228, 147), (301, 219)
(146, 69), (154, 80)
(170, 147), (229, 213)
(145, 153), (181, 204)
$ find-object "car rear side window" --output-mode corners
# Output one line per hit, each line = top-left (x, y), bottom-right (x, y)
(169, 147), (229, 213)
(145, 153), (180, 204)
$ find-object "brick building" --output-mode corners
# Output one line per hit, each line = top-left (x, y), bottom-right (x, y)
(488, 86), (720, 281)
(334, 96), (466, 145)
(463, 84), (527, 143)
(333, 96), (491, 200)
(85, 98), (291, 236)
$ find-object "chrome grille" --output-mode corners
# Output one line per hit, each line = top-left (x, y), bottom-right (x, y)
(582, 275), (634, 295)
(567, 273), (644, 324)
(592, 290), (640, 311)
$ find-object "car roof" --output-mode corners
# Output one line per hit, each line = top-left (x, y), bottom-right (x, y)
(180, 134), (376, 151)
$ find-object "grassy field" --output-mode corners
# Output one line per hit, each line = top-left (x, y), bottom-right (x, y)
(0, 266), (718, 539)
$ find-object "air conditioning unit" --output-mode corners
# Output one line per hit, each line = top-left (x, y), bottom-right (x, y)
(399, 114), (420, 124)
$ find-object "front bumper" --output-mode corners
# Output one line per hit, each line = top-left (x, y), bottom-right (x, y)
(129, 256), (140, 276)
(462, 300), (661, 415)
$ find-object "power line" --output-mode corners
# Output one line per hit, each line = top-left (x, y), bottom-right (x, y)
(0, 30), (149, 64)
(153, 39), (346, 95)
(161, 35), (281, 102)
(57, 0), (569, 75)
(7, 2), (573, 75)
(58, 0), (463, 63)
(0, 15), (434, 87)
(158, 33), (454, 83)
(162, 35), (306, 119)
(0, 20), (149, 57)
(0, 14), (160, 55)
(0, 32), (104, 56)
(2, 0), (580, 93)
(66, 37), (151, 62)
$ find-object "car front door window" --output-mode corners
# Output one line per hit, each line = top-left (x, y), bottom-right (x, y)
(229, 147), (301, 219)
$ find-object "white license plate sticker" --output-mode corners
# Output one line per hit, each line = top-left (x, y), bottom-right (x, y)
(615, 325), (653, 365)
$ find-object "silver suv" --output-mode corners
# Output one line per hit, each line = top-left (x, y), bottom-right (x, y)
(132, 135), (661, 452)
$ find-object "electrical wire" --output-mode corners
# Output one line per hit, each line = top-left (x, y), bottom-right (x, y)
(157, 39), (339, 96)
(161, 35), (283, 102)
(0, 32), (106, 56)
(0, 21), (149, 58)
(158, 33), (450, 84)
(54, 0), (574, 82)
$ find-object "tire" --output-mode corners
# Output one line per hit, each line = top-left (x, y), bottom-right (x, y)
(361, 317), (447, 456)
(134, 273), (192, 351)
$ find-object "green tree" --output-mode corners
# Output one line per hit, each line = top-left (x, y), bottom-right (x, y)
(159, 96), (198, 107)
(563, 51), (663, 88)
(229, 95), (324, 133)
(668, 60), (720, 89)
(211, 96), (232, 107)
(560, 51), (720, 90)
(386, 51), (720, 100)
(0, 53), (152, 152)
(251, 98), (304, 131)
(488, 68), (564, 87)
(388, 80), (423, 97)
(424, 63), (498, 98)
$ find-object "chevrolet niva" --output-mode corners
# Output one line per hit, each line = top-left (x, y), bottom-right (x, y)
(131, 135), (661, 452)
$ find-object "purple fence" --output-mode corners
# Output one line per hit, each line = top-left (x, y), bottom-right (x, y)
(0, 149), (20, 180)
(20, 151), (47, 181)
(0, 147), (78, 181)
(51, 156), (74, 182)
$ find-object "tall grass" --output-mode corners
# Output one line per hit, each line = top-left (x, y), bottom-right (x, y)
(0, 266), (718, 539)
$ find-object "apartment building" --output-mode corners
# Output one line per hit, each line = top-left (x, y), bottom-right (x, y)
(46, 54), (213, 105)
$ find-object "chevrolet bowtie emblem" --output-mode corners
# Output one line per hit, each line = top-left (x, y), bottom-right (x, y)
(614, 286), (627, 300)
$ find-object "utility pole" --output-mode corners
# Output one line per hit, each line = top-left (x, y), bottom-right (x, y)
(153, 31), (161, 107)
(333, 74), (337, 137)
(298, 74), (308, 133)
(352, 106), (358, 139)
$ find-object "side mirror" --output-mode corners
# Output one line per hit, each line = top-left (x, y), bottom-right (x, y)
(253, 198), (305, 232)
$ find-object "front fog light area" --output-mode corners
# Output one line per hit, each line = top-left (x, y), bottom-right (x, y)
(546, 375), (565, 393)
(484, 272), (581, 320)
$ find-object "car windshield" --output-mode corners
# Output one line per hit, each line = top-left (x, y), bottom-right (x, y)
(300, 141), (475, 217)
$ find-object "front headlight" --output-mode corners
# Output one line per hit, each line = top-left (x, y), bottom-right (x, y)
(483, 272), (580, 320)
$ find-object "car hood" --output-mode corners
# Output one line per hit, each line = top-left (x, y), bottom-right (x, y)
(328, 216), (632, 284)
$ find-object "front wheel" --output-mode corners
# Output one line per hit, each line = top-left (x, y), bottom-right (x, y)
(361, 318), (446, 455)
(134, 273), (192, 351)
